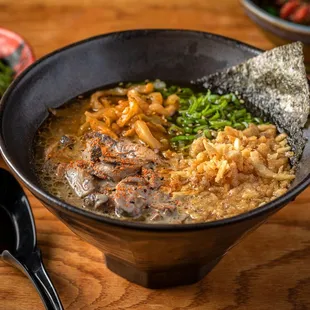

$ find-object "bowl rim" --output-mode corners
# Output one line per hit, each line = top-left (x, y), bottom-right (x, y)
(1, 29), (309, 232)
(241, 0), (310, 35)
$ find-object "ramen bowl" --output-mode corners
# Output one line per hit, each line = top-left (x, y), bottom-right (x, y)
(0, 30), (310, 289)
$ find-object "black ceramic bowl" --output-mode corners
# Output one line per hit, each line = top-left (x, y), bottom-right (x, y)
(1, 30), (310, 289)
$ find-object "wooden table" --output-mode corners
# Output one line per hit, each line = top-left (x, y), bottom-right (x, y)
(0, 1), (310, 309)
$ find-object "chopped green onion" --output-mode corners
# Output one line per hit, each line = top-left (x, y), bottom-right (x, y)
(202, 107), (216, 116)
(209, 94), (220, 102)
(209, 120), (232, 129)
(209, 111), (220, 121)
(170, 135), (197, 142)
(164, 83), (266, 149)
(233, 123), (245, 130)
(184, 127), (193, 134)
(233, 109), (247, 119)
(193, 125), (208, 133)
(203, 129), (212, 139)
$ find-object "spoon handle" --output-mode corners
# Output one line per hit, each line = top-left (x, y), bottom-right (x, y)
(2, 249), (64, 310)
(28, 254), (64, 310)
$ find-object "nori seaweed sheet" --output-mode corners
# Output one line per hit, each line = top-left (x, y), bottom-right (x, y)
(197, 42), (310, 165)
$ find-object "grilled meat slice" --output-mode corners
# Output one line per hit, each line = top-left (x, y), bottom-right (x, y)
(65, 162), (96, 197)
(141, 164), (162, 189)
(91, 162), (140, 182)
(82, 133), (164, 182)
(113, 139), (163, 164)
(83, 132), (163, 165)
(97, 179), (117, 194)
(113, 176), (150, 217)
(83, 193), (109, 209)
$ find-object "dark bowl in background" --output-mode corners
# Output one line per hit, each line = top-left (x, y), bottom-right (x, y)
(1, 30), (310, 289)
(240, 0), (310, 71)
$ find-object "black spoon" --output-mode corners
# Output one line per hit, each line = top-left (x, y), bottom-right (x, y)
(0, 168), (64, 310)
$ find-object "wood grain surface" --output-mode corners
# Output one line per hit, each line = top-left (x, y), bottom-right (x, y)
(0, 1), (310, 309)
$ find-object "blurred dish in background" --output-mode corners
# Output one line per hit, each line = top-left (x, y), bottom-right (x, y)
(262, 0), (310, 25)
(0, 27), (35, 97)
(240, 0), (310, 72)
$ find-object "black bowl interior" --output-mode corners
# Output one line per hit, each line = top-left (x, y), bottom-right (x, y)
(1, 29), (310, 229)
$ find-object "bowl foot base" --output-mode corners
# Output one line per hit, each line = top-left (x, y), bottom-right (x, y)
(105, 255), (222, 288)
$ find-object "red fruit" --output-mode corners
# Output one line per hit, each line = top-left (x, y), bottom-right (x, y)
(280, 1), (300, 19)
(291, 4), (309, 23)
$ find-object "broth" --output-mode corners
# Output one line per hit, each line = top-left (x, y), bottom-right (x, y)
(34, 81), (295, 224)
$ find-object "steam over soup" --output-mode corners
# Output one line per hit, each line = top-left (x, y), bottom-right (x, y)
(34, 81), (295, 224)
